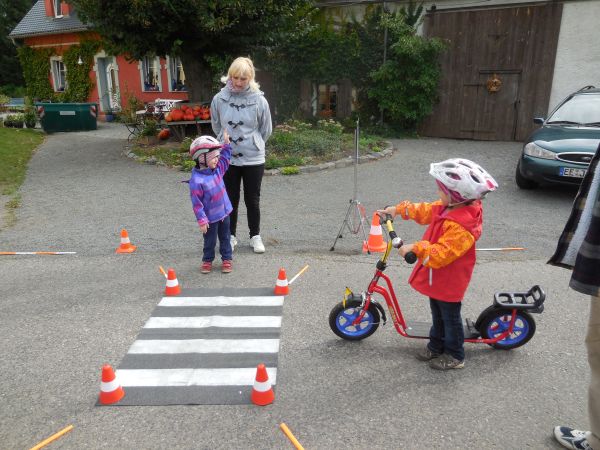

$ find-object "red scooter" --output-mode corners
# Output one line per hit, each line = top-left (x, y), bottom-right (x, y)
(329, 214), (545, 349)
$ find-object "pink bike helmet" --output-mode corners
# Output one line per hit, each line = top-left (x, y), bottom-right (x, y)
(429, 158), (498, 201)
(189, 135), (223, 161)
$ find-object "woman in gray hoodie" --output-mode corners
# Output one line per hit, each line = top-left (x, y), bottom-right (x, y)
(211, 57), (272, 253)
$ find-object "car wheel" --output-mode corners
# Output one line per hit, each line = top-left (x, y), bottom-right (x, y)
(515, 161), (538, 189)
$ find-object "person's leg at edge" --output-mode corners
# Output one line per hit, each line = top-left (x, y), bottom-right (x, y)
(242, 164), (264, 238)
(218, 216), (233, 261)
(587, 295), (600, 449)
(224, 165), (243, 238)
(202, 222), (218, 262)
(428, 298), (445, 354)
(439, 300), (465, 362)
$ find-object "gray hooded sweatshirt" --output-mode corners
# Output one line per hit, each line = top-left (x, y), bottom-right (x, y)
(210, 85), (272, 167)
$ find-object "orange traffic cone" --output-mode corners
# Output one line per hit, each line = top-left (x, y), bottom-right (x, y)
(164, 268), (181, 296)
(362, 213), (387, 253)
(251, 364), (275, 406)
(99, 364), (125, 405)
(274, 268), (289, 295)
(115, 229), (136, 254)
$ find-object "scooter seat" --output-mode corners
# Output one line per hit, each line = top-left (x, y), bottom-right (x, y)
(493, 285), (545, 313)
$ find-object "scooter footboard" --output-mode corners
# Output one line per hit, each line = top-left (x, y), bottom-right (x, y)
(493, 285), (545, 313)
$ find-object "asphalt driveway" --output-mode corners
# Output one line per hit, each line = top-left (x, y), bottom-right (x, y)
(0, 123), (589, 449)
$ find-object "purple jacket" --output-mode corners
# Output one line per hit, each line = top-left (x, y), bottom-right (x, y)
(189, 144), (232, 226)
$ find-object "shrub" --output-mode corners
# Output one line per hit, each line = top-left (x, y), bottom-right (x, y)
(140, 119), (158, 137)
(281, 166), (299, 175)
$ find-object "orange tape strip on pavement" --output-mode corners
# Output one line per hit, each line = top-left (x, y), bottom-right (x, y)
(29, 425), (73, 450)
(0, 252), (77, 255)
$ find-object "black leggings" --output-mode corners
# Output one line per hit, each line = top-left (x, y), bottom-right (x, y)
(224, 164), (264, 238)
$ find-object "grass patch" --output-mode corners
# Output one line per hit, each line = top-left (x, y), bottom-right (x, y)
(0, 128), (44, 229)
(0, 128), (44, 195)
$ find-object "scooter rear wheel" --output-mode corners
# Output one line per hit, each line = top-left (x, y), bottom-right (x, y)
(476, 306), (536, 350)
(329, 299), (380, 341)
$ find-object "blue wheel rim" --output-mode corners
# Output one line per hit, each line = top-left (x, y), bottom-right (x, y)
(487, 313), (530, 346)
(335, 307), (374, 337)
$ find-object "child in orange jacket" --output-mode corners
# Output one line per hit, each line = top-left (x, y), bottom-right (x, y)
(379, 158), (497, 370)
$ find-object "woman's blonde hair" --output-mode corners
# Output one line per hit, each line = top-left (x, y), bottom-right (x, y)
(221, 56), (260, 92)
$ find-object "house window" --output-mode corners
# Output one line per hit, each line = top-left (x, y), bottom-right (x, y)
(318, 84), (337, 117)
(141, 56), (161, 92)
(51, 58), (66, 92)
(53, 0), (63, 18)
(168, 56), (186, 92)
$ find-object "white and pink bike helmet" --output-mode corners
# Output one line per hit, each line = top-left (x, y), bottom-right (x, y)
(430, 158), (498, 203)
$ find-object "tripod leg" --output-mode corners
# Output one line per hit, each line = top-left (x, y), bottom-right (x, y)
(357, 202), (371, 255)
(330, 202), (353, 251)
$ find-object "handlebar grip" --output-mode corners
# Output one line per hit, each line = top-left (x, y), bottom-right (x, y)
(404, 251), (417, 264)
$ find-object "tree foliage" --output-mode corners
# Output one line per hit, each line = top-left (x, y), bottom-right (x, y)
(260, 4), (444, 129)
(69, 0), (312, 101)
(0, 0), (35, 87)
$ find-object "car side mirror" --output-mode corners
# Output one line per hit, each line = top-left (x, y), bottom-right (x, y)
(533, 117), (544, 124)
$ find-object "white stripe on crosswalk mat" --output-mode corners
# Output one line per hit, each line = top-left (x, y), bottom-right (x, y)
(117, 367), (277, 387)
(128, 339), (280, 354)
(158, 296), (284, 307)
(144, 316), (282, 328)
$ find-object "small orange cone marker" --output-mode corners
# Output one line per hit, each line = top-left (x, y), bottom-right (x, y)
(99, 364), (125, 405)
(274, 268), (289, 295)
(115, 229), (136, 254)
(251, 364), (275, 406)
(362, 213), (387, 253)
(164, 268), (181, 296)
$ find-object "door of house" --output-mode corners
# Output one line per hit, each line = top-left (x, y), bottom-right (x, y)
(96, 56), (120, 113)
(460, 70), (520, 141)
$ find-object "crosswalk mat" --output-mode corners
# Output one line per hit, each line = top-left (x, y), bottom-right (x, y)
(103, 287), (283, 406)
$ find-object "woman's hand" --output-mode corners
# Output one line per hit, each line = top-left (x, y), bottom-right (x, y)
(399, 243), (414, 257)
(200, 223), (209, 234)
(223, 129), (230, 144)
(376, 206), (397, 218)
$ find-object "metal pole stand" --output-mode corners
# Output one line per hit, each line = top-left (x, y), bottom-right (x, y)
(330, 119), (371, 254)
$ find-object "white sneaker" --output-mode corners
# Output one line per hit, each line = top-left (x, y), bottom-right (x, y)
(250, 235), (265, 254)
(230, 235), (238, 252)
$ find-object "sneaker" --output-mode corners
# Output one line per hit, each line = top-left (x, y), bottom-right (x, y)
(230, 235), (238, 252)
(250, 235), (265, 254)
(429, 354), (465, 370)
(222, 260), (232, 273)
(554, 426), (593, 449)
(200, 261), (212, 274)
(415, 347), (442, 361)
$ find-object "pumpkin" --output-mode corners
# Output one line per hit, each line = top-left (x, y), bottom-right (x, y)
(165, 113), (172, 122)
(170, 109), (184, 121)
(157, 129), (170, 140)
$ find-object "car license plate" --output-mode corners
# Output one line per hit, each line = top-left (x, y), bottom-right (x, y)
(560, 167), (587, 178)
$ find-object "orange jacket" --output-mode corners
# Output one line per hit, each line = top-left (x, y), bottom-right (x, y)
(396, 200), (482, 301)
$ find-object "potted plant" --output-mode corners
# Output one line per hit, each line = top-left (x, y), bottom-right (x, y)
(138, 118), (159, 145)
(105, 108), (115, 122)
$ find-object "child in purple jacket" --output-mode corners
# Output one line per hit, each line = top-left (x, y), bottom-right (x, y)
(188, 131), (233, 273)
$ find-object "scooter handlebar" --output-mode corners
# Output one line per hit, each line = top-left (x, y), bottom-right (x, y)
(382, 213), (417, 264)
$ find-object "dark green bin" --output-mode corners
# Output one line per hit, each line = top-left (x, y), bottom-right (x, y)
(35, 102), (98, 132)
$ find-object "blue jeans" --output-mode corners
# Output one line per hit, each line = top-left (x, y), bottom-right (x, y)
(427, 298), (465, 361)
(202, 216), (232, 262)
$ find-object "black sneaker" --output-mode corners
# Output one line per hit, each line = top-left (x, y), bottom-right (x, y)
(415, 347), (442, 361)
(429, 353), (464, 370)
(554, 426), (592, 449)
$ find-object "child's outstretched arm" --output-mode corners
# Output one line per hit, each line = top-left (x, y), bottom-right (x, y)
(378, 201), (440, 225)
(216, 130), (231, 175)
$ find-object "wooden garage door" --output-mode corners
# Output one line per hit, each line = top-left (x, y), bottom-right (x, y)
(419, 3), (562, 141)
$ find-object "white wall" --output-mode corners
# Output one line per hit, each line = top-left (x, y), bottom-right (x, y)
(548, 0), (600, 114)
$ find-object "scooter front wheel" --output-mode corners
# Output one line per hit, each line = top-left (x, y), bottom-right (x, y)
(477, 306), (536, 350)
(329, 299), (380, 341)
